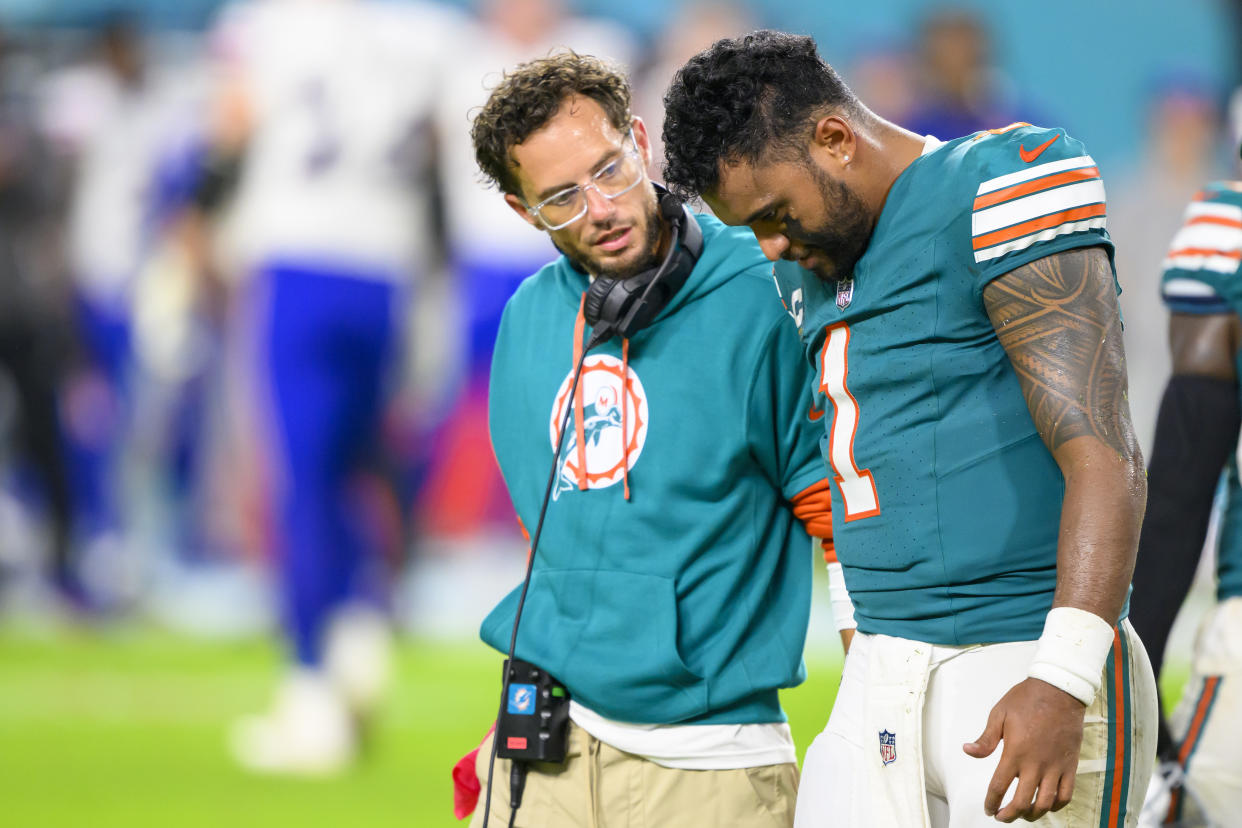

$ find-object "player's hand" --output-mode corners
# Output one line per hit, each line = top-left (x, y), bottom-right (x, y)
(838, 629), (855, 654)
(962, 677), (1085, 822)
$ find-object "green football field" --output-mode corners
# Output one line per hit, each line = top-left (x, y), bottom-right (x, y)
(0, 627), (1187, 827)
(0, 628), (845, 827)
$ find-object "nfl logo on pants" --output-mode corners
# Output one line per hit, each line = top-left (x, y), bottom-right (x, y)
(878, 730), (897, 766)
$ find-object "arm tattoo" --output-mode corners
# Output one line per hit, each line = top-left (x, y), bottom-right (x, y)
(982, 247), (1138, 457)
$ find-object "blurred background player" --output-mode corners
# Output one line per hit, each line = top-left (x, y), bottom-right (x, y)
(1132, 141), (1242, 827)
(1111, 76), (1224, 459)
(48, 17), (211, 609)
(902, 8), (1043, 141)
(0, 28), (77, 608)
(195, 0), (461, 774)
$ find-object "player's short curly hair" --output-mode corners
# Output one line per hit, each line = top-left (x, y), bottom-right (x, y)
(471, 51), (633, 198)
(662, 30), (863, 201)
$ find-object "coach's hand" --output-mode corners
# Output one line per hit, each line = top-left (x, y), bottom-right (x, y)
(962, 677), (1085, 822)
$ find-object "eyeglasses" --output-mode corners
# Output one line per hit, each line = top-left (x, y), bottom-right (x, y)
(526, 131), (645, 230)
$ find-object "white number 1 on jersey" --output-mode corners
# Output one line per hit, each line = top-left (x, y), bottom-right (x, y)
(820, 323), (881, 521)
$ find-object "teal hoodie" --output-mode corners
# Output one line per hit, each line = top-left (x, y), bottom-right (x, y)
(482, 212), (826, 725)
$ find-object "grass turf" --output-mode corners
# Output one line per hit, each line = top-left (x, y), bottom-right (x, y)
(0, 628), (1184, 827)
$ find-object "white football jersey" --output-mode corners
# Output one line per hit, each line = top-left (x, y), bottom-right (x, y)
(54, 63), (202, 303)
(215, 0), (462, 278)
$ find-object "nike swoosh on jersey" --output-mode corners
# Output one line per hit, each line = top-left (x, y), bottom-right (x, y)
(808, 406), (825, 422)
(1018, 135), (1059, 163)
(971, 155), (1105, 263)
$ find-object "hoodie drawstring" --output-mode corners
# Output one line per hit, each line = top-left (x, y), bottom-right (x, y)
(570, 293), (631, 501)
(620, 337), (630, 500)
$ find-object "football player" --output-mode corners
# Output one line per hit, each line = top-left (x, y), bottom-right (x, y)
(663, 30), (1157, 827)
(196, 0), (461, 774)
(1131, 146), (1242, 826)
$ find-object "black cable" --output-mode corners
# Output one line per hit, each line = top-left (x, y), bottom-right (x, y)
(507, 762), (528, 828)
(480, 327), (609, 828)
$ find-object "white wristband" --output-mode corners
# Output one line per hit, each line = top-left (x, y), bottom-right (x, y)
(1027, 606), (1115, 706)
(826, 561), (857, 632)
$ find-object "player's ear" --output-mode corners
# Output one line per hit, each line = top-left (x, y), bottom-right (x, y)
(504, 193), (542, 230)
(630, 116), (652, 167)
(812, 115), (855, 169)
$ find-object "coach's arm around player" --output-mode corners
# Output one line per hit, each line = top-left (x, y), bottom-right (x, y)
(974, 246), (1149, 822)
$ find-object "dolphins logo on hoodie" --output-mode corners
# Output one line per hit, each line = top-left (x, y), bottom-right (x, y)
(549, 355), (648, 500)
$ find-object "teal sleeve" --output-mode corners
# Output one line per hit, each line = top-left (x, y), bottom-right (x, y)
(1159, 189), (1242, 314)
(968, 126), (1115, 292)
(745, 311), (829, 501)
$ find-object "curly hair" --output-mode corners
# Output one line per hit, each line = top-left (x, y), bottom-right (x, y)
(471, 51), (632, 198)
(661, 30), (863, 201)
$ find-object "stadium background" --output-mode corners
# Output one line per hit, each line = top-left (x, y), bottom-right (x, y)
(0, 0), (1237, 824)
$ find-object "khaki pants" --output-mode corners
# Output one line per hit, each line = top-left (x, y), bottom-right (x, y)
(471, 721), (799, 828)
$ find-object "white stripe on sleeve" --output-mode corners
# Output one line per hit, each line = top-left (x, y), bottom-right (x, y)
(972, 179), (1106, 237)
(975, 155), (1095, 195)
(974, 217), (1107, 263)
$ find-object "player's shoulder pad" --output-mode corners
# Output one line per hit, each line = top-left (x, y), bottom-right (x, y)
(944, 124), (1105, 267)
(1161, 181), (1242, 313)
(964, 122), (1087, 164)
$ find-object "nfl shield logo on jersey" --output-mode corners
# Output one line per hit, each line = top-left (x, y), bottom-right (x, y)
(836, 278), (854, 310)
(878, 730), (897, 765)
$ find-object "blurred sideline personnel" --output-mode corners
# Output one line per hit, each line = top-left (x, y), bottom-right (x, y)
(663, 31), (1157, 827)
(51, 18), (212, 603)
(0, 29), (75, 604)
(58, 19), (152, 557)
(1132, 147), (1242, 827)
(195, 0), (459, 774)
(1110, 76), (1222, 460)
(902, 8), (1039, 141)
(457, 53), (841, 827)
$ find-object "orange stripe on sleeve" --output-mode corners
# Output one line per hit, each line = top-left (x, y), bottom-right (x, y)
(972, 166), (1100, 211)
(1186, 215), (1242, 230)
(985, 122), (1031, 135)
(972, 203), (1106, 251)
(1166, 248), (1242, 260)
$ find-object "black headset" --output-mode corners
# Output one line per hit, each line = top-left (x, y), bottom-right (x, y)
(580, 184), (704, 345)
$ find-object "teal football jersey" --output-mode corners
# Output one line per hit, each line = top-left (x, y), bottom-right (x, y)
(774, 125), (1117, 645)
(1160, 181), (1242, 601)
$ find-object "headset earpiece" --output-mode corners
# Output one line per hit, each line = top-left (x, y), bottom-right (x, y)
(582, 275), (616, 332)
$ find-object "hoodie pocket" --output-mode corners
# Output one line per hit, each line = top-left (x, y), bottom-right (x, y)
(483, 568), (708, 723)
